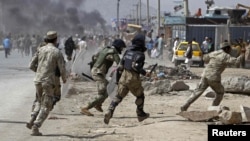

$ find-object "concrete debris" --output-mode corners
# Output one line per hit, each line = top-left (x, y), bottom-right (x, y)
(222, 76), (250, 95)
(177, 110), (219, 122)
(143, 65), (201, 82)
(143, 80), (172, 95)
(207, 105), (230, 113)
(219, 110), (242, 125)
(240, 105), (250, 122)
(179, 105), (250, 124)
(171, 80), (190, 91)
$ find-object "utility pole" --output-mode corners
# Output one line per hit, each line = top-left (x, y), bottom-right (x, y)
(133, 4), (139, 25)
(147, 0), (150, 26)
(117, 0), (120, 34)
(139, 0), (141, 25)
(157, 0), (161, 34)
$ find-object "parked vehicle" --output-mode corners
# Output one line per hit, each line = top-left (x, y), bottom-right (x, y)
(172, 41), (204, 67)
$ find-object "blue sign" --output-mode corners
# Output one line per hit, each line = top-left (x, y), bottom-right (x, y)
(164, 16), (186, 25)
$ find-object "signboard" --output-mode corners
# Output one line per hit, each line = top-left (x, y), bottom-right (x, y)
(164, 16), (186, 25)
(111, 18), (128, 31)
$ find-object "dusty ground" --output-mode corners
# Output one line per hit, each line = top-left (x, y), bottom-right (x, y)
(38, 65), (250, 141)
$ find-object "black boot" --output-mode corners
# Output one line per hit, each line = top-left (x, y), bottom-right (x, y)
(104, 101), (119, 124)
(135, 95), (149, 122)
(137, 109), (150, 122)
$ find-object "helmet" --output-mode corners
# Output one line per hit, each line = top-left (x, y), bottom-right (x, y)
(112, 39), (126, 54)
(131, 34), (147, 52)
(220, 42), (231, 49)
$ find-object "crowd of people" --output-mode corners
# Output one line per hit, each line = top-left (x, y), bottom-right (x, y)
(1, 28), (249, 136)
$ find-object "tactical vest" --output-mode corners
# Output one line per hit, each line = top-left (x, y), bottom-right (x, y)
(123, 50), (145, 73)
(93, 47), (117, 72)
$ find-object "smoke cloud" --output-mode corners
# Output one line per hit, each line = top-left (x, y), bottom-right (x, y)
(1, 0), (107, 35)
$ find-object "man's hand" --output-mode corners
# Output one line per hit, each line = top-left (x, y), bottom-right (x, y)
(145, 72), (151, 77)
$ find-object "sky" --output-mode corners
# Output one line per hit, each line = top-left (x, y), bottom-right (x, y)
(142, 0), (250, 15)
(83, 0), (250, 25)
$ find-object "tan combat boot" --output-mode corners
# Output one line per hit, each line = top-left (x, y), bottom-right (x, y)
(31, 124), (42, 136)
(80, 107), (94, 116)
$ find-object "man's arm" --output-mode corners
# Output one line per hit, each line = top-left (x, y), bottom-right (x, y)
(29, 52), (38, 72)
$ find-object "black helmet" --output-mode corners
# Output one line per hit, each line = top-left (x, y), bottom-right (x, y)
(112, 39), (126, 54)
(131, 34), (147, 52)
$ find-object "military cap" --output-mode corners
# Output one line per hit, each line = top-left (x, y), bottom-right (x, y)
(220, 42), (231, 49)
(46, 31), (57, 40)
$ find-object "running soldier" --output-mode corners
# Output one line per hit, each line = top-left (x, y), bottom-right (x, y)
(27, 31), (67, 136)
(80, 39), (126, 116)
(180, 42), (245, 111)
(104, 34), (150, 124)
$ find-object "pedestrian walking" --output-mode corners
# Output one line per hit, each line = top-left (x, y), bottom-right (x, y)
(2, 35), (11, 58)
(184, 41), (193, 70)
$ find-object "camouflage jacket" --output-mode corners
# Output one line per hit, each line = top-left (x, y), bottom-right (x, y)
(29, 43), (66, 85)
(202, 50), (243, 81)
(91, 46), (120, 76)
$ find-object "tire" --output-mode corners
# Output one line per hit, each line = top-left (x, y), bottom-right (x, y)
(199, 61), (204, 67)
(174, 60), (179, 66)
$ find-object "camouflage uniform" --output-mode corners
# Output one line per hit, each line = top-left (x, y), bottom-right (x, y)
(28, 31), (67, 136)
(104, 34), (150, 124)
(28, 41), (61, 120)
(80, 46), (121, 116)
(181, 42), (244, 111)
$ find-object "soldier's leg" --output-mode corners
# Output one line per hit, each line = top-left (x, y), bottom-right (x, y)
(31, 84), (54, 136)
(81, 76), (108, 116)
(209, 81), (224, 106)
(180, 77), (209, 111)
(51, 77), (61, 110)
(26, 84), (42, 129)
(130, 83), (149, 122)
(104, 84), (129, 124)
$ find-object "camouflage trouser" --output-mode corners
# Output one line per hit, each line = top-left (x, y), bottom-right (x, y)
(87, 73), (108, 109)
(33, 82), (55, 128)
(110, 70), (144, 108)
(184, 77), (224, 108)
(31, 77), (61, 115)
(117, 70), (144, 98)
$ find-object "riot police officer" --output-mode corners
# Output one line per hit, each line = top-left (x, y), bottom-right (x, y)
(104, 33), (150, 124)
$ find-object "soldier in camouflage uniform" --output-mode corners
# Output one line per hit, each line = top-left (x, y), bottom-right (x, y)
(180, 42), (245, 111)
(27, 35), (63, 130)
(27, 31), (67, 136)
(104, 34), (150, 124)
(80, 39), (126, 116)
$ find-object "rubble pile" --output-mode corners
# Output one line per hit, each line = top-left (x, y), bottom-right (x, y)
(178, 105), (250, 125)
(142, 64), (201, 82)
